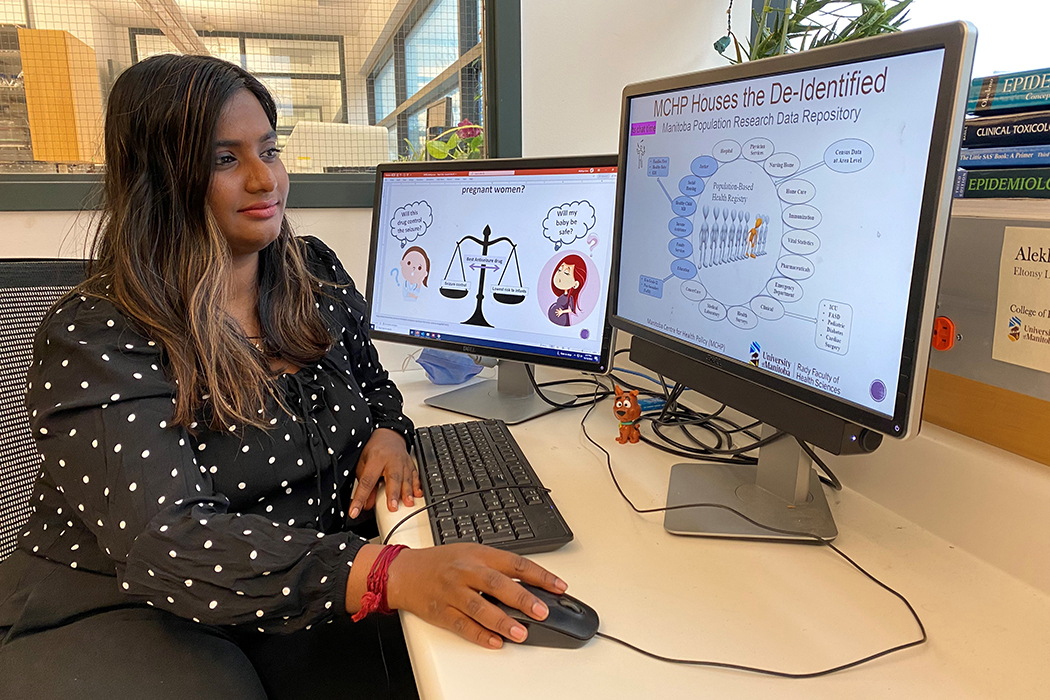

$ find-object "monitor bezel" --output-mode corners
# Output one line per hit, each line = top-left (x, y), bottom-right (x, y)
(366, 154), (619, 375)
(609, 22), (975, 440)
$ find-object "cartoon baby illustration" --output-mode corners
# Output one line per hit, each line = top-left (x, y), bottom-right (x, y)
(547, 253), (587, 327)
(391, 246), (430, 300)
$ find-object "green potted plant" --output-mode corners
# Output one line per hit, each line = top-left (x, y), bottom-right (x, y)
(402, 119), (485, 161)
(715, 0), (913, 64)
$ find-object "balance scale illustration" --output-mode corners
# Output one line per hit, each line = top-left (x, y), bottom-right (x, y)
(440, 224), (527, 327)
(639, 136), (874, 356)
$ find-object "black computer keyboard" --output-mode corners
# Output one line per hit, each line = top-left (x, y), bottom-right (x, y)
(413, 419), (573, 554)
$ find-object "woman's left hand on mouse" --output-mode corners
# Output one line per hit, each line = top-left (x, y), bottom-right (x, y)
(384, 543), (568, 649)
(349, 428), (423, 518)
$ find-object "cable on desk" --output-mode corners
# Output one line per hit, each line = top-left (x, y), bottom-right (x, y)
(578, 389), (927, 678)
(607, 372), (666, 399)
(523, 364), (612, 410)
(611, 367), (675, 390)
(545, 368), (838, 489)
(797, 437), (843, 491)
(643, 384), (779, 459)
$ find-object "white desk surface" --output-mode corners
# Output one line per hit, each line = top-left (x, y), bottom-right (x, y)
(375, 368), (1050, 700)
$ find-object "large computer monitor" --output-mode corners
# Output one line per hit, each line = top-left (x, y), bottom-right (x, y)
(611, 23), (976, 540)
(366, 156), (618, 424)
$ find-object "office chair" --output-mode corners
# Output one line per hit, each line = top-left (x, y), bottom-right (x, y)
(0, 260), (86, 562)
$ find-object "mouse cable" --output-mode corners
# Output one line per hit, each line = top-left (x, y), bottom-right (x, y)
(579, 392), (926, 678)
(381, 486), (554, 546)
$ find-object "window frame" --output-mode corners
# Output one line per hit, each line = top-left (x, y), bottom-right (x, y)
(0, 0), (521, 210)
(131, 27), (348, 135)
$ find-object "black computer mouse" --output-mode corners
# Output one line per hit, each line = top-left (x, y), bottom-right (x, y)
(483, 583), (600, 649)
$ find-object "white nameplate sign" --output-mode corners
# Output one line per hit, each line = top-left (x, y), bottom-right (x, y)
(992, 226), (1050, 373)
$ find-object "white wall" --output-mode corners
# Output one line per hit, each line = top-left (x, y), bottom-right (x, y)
(0, 208), (374, 274)
(520, 0), (749, 157)
(0, 210), (96, 259)
(285, 208), (374, 282)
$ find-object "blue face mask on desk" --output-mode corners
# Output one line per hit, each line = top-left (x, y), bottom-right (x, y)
(415, 348), (483, 385)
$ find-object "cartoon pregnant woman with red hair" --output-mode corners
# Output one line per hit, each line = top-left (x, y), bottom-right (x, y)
(547, 254), (587, 327)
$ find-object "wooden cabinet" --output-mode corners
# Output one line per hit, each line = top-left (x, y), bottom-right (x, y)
(925, 199), (1050, 465)
(17, 28), (103, 164)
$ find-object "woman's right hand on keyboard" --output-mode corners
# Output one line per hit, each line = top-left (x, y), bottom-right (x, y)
(385, 543), (567, 648)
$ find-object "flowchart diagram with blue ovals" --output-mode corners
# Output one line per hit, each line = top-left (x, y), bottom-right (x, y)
(636, 135), (873, 357)
(616, 48), (947, 415)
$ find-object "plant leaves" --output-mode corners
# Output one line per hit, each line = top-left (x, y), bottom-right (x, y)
(426, 140), (450, 159)
(728, 0), (911, 63)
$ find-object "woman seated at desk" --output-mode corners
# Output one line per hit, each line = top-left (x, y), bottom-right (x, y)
(0, 54), (567, 700)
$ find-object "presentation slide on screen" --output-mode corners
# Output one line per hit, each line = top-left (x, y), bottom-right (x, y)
(618, 49), (946, 417)
(371, 168), (617, 363)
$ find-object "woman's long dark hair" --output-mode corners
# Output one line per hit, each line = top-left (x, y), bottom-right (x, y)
(83, 54), (333, 432)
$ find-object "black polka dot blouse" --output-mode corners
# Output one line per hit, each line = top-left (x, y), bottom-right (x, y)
(15, 236), (414, 633)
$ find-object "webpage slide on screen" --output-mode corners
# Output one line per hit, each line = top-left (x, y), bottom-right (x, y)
(618, 49), (945, 416)
(371, 167), (618, 364)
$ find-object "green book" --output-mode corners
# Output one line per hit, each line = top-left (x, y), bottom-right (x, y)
(954, 167), (1050, 198)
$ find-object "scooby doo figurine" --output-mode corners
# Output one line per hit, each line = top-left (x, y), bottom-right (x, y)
(613, 385), (642, 444)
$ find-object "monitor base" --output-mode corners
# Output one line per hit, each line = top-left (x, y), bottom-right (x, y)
(423, 361), (572, 425)
(663, 428), (837, 542)
(663, 464), (836, 541)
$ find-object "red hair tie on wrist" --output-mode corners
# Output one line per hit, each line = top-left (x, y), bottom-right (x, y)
(351, 544), (409, 622)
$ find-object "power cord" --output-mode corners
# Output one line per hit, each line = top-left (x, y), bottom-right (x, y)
(578, 389), (927, 677)
(797, 437), (842, 491)
(611, 371), (839, 488)
(523, 364), (613, 409)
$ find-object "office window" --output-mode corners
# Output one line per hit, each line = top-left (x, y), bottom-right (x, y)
(131, 30), (349, 156)
(375, 57), (396, 122)
(405, 0), (458, 98)
(0, 0), (489, 175)
(135, 33), (241, 66)
(368, 0), (484, 159)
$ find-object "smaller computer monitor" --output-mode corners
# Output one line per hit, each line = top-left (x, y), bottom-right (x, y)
(366, 155), (618, 424)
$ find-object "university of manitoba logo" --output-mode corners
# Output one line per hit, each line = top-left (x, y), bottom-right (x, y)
(1008, 316), (1022, 342)
(749, 341), (761, 366)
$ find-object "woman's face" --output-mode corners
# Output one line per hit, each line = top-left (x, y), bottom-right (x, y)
(401, 251), (427, 285)
(207, 89), (289, 259)
(553, 262), (579, 292)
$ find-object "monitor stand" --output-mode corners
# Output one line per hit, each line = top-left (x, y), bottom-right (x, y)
(423, 360), (573, 425)
(663, 425), (837, 542)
